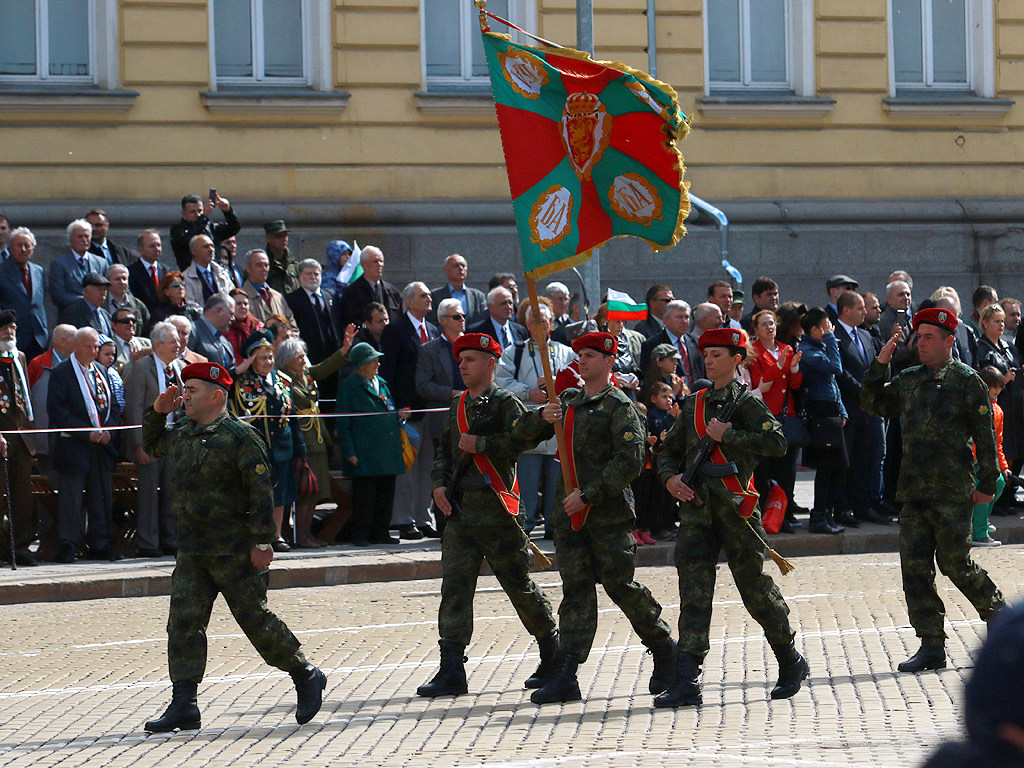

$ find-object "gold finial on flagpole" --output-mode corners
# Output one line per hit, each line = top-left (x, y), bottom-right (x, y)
(475, 0), (490, 33)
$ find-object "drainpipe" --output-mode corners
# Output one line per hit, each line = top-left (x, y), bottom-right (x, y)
(688, 193), (729, 265)
(646, 0), (657, 78)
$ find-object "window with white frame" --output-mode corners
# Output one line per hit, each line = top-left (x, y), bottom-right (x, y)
(891, 0), (971, 90)
(707, 0), (791, 90)
(0, 0), (94, 82)
(424, 0), (532, 88)
(212, 0), (309, 85)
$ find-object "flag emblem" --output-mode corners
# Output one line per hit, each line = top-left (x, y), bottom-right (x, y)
(499, 49), (547, 99)
(530, 185), (573, 250)
(609, 173), (663, 225)
(560, 92), (612, 181)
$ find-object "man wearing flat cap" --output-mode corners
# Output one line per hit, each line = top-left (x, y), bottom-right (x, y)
(416, 332), (557, 699)
(825, 274), (859, 325)
(514, 331), (675, 705)
(141, 361), (326, 733)
(59, 272), (114, 335)
(862, 308), (1007, 674)
(264, 220), (299, 295)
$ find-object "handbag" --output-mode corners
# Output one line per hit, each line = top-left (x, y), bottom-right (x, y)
(294, 455), (320, 499)
(779, 381), (810, 447)
(762, 482), (788, 535)
(400, 421), (420, 472)
(809, 415), (845, 450)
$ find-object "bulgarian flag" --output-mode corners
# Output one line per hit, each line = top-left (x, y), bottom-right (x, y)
(480, 12), (690, 281)
(605, 288), (647, 321)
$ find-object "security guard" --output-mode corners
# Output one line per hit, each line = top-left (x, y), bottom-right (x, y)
(514, 331), (675, 705)
(862, 307), (1006, 672)
(417, 332), (557, 697)
(656, 328), (807, 707)
(141, 362), (326, 732)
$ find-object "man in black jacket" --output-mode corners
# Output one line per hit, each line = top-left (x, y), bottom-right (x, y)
(334, 246), (402, 328)
(170, 192), (240, 270)
(87, 209), (137, 267)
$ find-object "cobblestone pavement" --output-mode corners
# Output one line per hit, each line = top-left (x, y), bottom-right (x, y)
(0, 547), (1020, 768)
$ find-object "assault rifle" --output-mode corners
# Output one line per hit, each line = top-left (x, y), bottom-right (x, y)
(431, 394), (490, 520)
(677, 383), (748, 507)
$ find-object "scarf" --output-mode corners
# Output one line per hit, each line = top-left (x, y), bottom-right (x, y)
(72, 355), (107, 428)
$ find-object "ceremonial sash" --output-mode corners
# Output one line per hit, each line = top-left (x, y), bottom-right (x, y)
(457, 391), (520, 516)
(693, 389), (759, 519)
(563, 404), (591, 530)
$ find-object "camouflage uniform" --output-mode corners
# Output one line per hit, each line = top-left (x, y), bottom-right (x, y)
(142, 406), (306, 683)
(655, 380), (794, 659)
(515, 384), (671, 662)
(861, 357), (1006, 642)
(431, 383), (556, 647)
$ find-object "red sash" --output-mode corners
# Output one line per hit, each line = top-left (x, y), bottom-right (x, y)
(457, 391), (520, 516)
(693, 388), (759, 519)
(563, 405), (591, 530)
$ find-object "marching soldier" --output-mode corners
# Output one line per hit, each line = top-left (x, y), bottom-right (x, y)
(861, 308), (1006, 672)
(141, 362), (326, 732)
(417, 332), (558, 697)
(655, 328), (807, 708)
(514, 331), (676, 705)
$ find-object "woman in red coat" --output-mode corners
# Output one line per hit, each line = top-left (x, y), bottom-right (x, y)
(748, 309), (804, 532)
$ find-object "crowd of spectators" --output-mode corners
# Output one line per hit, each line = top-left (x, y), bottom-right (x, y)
(0, 199), (1020, 565)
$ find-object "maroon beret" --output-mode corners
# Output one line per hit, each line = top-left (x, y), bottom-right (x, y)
(181, 362), (233, 390)
(698, 327), (747, 353)
(913, 307), (958, 334)
(571, 331), (617, 356)
(453, 333), (503, 360)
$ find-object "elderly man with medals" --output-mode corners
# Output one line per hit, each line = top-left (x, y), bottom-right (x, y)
(230, 329), (306, 551)
(0, 309), (37, 565)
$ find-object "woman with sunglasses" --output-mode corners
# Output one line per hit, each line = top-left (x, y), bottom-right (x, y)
(150, 271), (202, 325)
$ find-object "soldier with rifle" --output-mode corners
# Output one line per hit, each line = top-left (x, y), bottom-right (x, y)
(656, 328), (808, 708)
(417, 332), (557, 698)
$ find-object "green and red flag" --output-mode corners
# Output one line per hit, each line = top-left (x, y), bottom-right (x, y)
(605, 288), (647, 321)
(480, 20), (690, 281)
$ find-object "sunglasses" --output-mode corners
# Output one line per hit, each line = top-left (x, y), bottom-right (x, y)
(444, 313), (466, 320)
(113, 317), (137, 325)
(168, 282), (185, 288)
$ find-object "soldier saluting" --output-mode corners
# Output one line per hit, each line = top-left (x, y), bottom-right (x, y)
(141, 362), (327, 732)
(417, 333), (558, 697)
(655, 328), (807, 708)
(514, 331), (676, 705)
(861, 307), (1006, 673)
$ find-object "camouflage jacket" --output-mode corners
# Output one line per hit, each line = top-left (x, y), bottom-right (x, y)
(656, 380), (786, 513)
(861, 357), (998, 503)
(515, 384), (645, 530)
(142, 406), (276, 554)
(431, 383), (532, 527)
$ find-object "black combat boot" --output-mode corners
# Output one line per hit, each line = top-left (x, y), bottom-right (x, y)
(524, 631), (559, 689)
(530, 654), (581, 704)
(653, 649), (702, 708)
(645, 637), (677, 694)
(416, 641), (469, 697)
(144, 681), (201, 733)
(770, 641), (810, 699)
(809, 508), (843, 535)
(290, 663), (328, 724)
(897, 641), (946, 673)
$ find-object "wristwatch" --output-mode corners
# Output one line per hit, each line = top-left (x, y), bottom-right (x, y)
(578, 490), (589, 505)
(255, 543), (272, 552)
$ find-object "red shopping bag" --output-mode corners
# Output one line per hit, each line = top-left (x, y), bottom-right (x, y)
(762, 482), (788, 535)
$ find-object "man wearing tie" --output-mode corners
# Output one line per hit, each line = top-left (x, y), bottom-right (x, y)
(467, 287), (527, 349)
(286, 260), (338, 365)
(59, 273), (115, 336)
(188, 294), (237, 374)
(0, 227), (48, 362)
(48, 219), (108, 312)
(129, 230), (169, 315)
(835, 291), (891, 526)
(334, 245), (402, 328)
(86, 209), (137, 268)
(640, 300), (705, 390)
(241, 249), (295, 327)
(183, 235), (233, 308)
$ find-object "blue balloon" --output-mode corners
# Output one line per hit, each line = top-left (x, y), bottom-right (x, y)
(722, 259), (743, 284)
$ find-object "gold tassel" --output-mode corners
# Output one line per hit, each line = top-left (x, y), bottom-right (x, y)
(745, 519), (795, 576)
(528, 540), (552, 569)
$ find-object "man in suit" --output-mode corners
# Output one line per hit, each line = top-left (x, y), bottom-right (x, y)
(640, 300), (705, 390)
(29, 324), (77, 502)
(415, 297), (466, 468)
(47, 327), (123, 563)
(129, 229), (169, 314)
(183, 234), (233, 308)
(218, 235), (245, 288)
(467, 286), (527, 349)
(105, 263), (151, 336)
(286, 259), (338, 365)
(689, 302), (721, 347)
(0, 311), (39, 565)
(167, 315), (208, 366)
(741, 277), (781, 334)
(59, 273), (115, 335)
(427, 253), (487, 325)
(834, 291), (890, 526)
(241, 249), (295, 327)
(86, 208), (137, 268)
(48, 219), (108, 312)
(169, 192), (240, 271)
(335, 246), (402, 328)
(110, 306), (152, 378)
(545, 281), (572, 329)
(860, 291), (885, 351)
(353, 302), (388, 351)
(0, 227), (48, 361)
(0, 213), (9, 260)
(381, 281), (439, 539)
(124, 321), (184, 557)
(188, 293), (236, 373)
(825, 274), (859, 325)
(708, 280), (743, 331)
(633, 284), (674, 340)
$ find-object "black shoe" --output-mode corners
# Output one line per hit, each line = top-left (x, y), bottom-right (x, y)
(646, 637), (677, 694)
(653, 650), (702, 708)
(136, 548), (163, 558)
(86, 545), (121, 561)
(779, 516), (798, 534)
(524, 631), (559, 689)
(272, 538), (291, 552)
(109, 550), (124, 562)
(56, 543), (76, 563)
(291, 663), (327, 724)
(835, 509), (861, 528)
(369, 535), (400, 545)
(417, 642), (468, 697)
(898, 643), (946, 673)
(809, 510), (843, 535)
(14, 549), (38, 567)
(351, 538), (369, 547)
(397, 525), (423, 541)
(856, 508), (892, 525)
(770, 641), (809, 699)
(418, 524), (441, 539)
(144, 681), (201, 733)
(530, 655), (581, 704)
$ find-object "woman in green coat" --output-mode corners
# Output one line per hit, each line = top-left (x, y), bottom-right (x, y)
(336, 342), (410, 547)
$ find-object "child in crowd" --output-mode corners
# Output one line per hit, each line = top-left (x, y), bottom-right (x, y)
(632, 381), (679, 544)
(973, 366), (1011, 547)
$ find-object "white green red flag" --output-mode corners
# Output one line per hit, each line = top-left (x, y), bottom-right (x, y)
(605, 289), (647, 321)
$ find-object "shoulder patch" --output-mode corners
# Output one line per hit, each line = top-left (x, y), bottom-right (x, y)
(254, 462), (269, 476)
(979, 404), (990, 415)
(762, 420), (772, 431)
(623, 430), (635, 441)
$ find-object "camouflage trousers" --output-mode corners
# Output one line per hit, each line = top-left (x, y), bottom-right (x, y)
(554, 522), (671, 663)
(900, 502), (1006, 642)
(674, 502), (794, 660)
(167, 553), (306, 683)
(439, 519), (556, 648)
